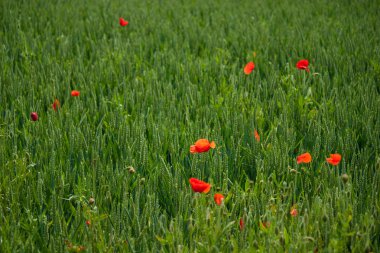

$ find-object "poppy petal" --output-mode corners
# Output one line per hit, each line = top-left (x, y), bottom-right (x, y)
(297, 152), (312, 164)
(326, 153), (341, 165)
(190, 145), (197, 153)
(296, 59), (309, 71)
(244, 62), (255, 75)
(119, 17), (129, 27)
(191, 139), (215, 153)
(254, 129), (260, 142)
(189, 178), (211, 193)
(71, 90), (80, 97)
(214, 193), (224, 206)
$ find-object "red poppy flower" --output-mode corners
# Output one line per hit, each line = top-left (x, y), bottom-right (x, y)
(326, 154), (341, 166)
(244, 61), (255, 75)
(254, 129), (260, 142)
(296, 59), (310, 72)
(296, 152), (312, 164)
(290, 208), (298, 217)
(214, 193), (224, 206)
(239, 218), (244, 231)
(119, 17), (129, 27)
(190, 139), (216, 154)
(189, 178), (211, 193)
(86, 220), (91, 226)
(52, 99), (60, 111)
(71, 90), (80, 97)
(30, 112), (38, 121)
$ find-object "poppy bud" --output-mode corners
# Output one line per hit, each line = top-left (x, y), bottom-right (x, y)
(214, 193), (224, 206)
(89, 197), (95, 205)
(341, 173), (349, 183)
(30, 112), (38, 121)
(239, 218), (244, 231)
(140, 177), (145, 184)
(52, 99), (60, 111)
(127, 166), (136, 174)
(290, 208), (298, 217)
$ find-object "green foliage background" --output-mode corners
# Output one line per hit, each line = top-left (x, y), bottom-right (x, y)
(0, 0), (379, 252)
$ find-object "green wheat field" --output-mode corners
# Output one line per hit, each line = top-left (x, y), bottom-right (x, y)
(1, 0), (379, 252)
